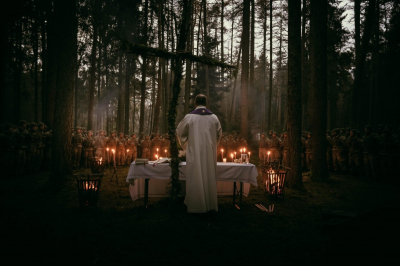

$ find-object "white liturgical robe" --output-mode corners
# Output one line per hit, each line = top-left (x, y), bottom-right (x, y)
(176, 105), (222, 213)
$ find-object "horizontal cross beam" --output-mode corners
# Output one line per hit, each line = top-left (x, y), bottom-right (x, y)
(120, 42), (236, 69)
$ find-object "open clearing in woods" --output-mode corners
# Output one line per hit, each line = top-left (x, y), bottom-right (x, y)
(2, 155), (399, 265)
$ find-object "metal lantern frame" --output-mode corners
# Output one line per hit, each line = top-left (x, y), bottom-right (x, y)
(74, 174), (104, 208)
(89, 157), (106, 174)
(261, 161), (288, 197)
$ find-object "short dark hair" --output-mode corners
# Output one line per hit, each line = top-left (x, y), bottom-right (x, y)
(195, 94), (207, 106)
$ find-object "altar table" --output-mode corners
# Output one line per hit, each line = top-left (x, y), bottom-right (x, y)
(126, 162), (258, 207)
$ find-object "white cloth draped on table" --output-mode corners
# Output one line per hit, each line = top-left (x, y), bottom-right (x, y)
(176, 106), (222, 213)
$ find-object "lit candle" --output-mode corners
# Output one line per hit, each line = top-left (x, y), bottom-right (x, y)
(248, 152), (251, 160)
(221, 149), (224, 161)
(156, 154), (158, 160)
(244, 148), (246, 153)
(165, 149), (167, 157)
(157, 148), (159, 156)
(240, 149), (242, 154)
(231, 153), (233, 162)
(107, 148), (109, 162)
(223, 158), (226, 163)
(268, 151), (270, 163)
(112, 149), (116, 167)
(234, 152), (236, 159)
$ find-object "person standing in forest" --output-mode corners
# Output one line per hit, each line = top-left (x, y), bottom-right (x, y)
(177, 94), (222, 213)
(71, 126), (83, 168)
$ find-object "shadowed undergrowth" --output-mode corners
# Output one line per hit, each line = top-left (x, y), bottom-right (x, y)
(1, 155), (399, 265)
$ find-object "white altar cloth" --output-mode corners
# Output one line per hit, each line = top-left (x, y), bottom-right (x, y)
(126, 162), (258, 201)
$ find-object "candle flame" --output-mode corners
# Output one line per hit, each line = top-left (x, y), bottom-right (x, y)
(127, 149), (129, 152)
(165, 149), (167, 153)
(231, 153), (233, 158)
(100, 158), (102, 162)
(244, 148), (246, 153)
(268, 151), (271, 155)
(112, 149), (115, 154)
(107, 148), (109, 151)
(221, 149), (224, 152)
(157, 148), (159, 151)
(240, 149), (242, 153)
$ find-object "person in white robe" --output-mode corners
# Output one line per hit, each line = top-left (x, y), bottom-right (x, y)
(176, 94), (222, 213)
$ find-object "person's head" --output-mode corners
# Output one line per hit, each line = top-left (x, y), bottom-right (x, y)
(165, 133), (169, 139)
(284, 132), (287, 138)
(273, 132), (277, 138)
(131, 133), (136, 139)
(332, 128), (339, 136)
(119, 132), (124, 138)
(308, 132), (312, 139)
(88, 130), (93, 137)
(350, 129), (357, 137)
(31, 123), (38, 131)
(340, 128), (345, 135)
(76, 126), (82, 133)
(155, 133), (160, 139)
(269, 130), (273, 136)
(195, 94), (207, 107)
(111, 131), (116, 137)
(261, 133), (265, 139)
(38, 122), (45, 131)
(145, 135), (149, 140)
(228, 134), (233, 139)
(100, 130), (104, 136)
(19, 120), (27, 129)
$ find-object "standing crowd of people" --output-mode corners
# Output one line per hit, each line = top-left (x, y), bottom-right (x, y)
(70, 128), (171, 168)
(0, 120), (173, 174)
(257, 124), (399, 179)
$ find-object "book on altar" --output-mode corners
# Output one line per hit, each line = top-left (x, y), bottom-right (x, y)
(135, 158), (149, 165)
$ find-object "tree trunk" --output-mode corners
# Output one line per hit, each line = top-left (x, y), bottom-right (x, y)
(250, 0), (255, 125)
(118, 51), (124, 133)
(241, 0), (250, 140)
(261, 1), (267, 134)
(33, 16), (39, 122)
(203, 0), (210, 99)
(184, 1), (193, 115)
(371, 0), (379, 125)
(309, 0), (328, 181)
(168, 0), (191, 204)
(268, 0), (273, 131)
(286, 0), (304, 190)
(153, 0), (164, 133)
(41, 5), (47, 125)
(45, 9), (56, 128)
(301, 0), (308, 130)
(230, 40), (242, 124)
(352, 0), (376, 128)
(51, 0), (77, 181)
(88, 0), (98, 131)
(139, 0), (149, 135)
(125, 53), (131, 134)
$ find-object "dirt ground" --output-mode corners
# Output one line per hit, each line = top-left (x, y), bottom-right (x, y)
(1, 155), (399, 266)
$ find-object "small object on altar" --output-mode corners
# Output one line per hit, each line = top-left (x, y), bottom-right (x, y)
(241, 154), (248, 164)
(136, 158), (149, 165)
(74, 174), (104, 208)
(223, 158), (227, 163)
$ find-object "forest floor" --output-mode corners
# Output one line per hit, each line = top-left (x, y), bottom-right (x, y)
(1, 154), (400, 266)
